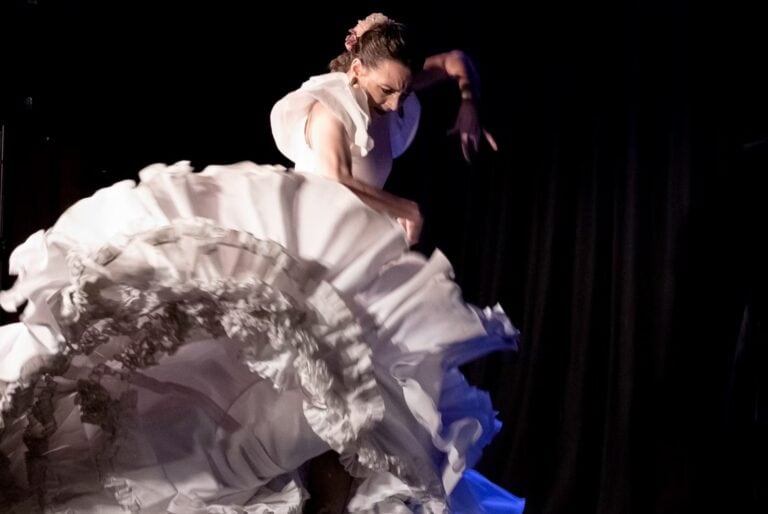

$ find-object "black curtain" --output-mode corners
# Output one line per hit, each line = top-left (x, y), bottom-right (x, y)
(393, 2), (766, 512)
(1, 1), (765, 513)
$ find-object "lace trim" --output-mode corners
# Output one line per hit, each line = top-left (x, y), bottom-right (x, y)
(54, 221), (385, 452)
(0, 219), (463, 510)
(104, 476), (306, 514)
(0, 375), (59, 511)
(2, 221), (393, 480)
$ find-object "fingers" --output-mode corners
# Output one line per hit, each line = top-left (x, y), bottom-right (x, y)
(398, 217), (417, 245)
(483, 129), (498, 152)
(452, 126), (497, 161)
(407, 226), (419, 246)
(461, 132), (471, 162)
(405, 218), (422, 246)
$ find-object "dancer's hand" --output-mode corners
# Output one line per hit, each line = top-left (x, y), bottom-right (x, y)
(398, 210), (423, 246)
(449, 99), (498, 162)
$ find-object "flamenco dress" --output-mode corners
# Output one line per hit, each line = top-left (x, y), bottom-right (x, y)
(0, 72), (525, 513)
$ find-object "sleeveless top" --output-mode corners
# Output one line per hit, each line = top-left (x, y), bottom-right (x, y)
(270, 72), (421, 189)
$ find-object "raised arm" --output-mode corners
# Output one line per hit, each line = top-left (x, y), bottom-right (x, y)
(305, 101), (422, 245)
(412, 50), (478, 96)
(412, 50), (498, 161)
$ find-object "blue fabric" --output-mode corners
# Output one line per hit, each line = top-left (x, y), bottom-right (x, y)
(450, 470), (526, 514)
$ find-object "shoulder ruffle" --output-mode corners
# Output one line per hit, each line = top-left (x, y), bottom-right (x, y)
(270, 73), (421, 162)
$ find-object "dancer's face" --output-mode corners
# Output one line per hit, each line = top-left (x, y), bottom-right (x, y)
(351, 58), (412, 115)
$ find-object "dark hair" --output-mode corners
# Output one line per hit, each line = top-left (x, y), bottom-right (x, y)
(329, 20), (425, 74)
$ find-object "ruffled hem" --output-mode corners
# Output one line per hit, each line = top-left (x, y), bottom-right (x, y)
(0, 161), (519, 512)
(1, 221), (387, 498)
(104, 474), (305, 514)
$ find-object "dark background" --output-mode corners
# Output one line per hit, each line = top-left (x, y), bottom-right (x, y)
(1, 1), (766, 512)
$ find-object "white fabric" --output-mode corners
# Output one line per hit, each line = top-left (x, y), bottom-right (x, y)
(0, 162), (522, 512)
(1, 66), (525, 511)
(270, 72), (421, 188)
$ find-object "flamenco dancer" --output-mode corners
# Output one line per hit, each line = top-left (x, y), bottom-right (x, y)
(0, 13), (525, 514)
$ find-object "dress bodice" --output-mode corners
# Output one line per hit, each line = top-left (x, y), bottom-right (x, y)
(270, 72), (421, 189)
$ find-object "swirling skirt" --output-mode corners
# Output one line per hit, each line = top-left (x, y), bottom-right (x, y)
(0, 161), (523, 513)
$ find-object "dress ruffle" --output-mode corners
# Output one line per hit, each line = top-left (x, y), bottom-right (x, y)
(270, 72), (420, 162)
(0, 161), (519, 513)
(270, 72), (421, 189)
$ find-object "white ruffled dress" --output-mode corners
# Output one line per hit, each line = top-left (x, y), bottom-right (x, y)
(0, 72), (524, 513)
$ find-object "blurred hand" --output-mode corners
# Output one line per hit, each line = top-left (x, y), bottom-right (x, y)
(448, 99), (498, 162)
(397, 210), (423, 246)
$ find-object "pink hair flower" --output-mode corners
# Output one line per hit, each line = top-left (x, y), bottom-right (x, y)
(344, 30), (358, 51)
(344, 13), (390, 51)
